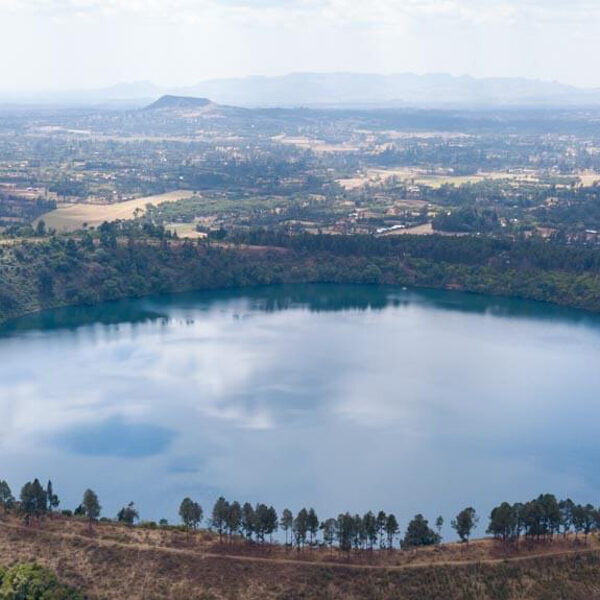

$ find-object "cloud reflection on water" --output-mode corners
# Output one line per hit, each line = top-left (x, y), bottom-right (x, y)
(1, 284), (600, 531)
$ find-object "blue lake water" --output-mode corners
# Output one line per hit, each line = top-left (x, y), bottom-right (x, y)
(1, 284), (600, 537)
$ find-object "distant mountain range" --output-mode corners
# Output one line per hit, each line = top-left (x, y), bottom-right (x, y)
(4, 73), (600, 108)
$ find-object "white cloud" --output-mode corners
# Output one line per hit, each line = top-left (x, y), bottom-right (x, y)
(2, 0), (599, 24)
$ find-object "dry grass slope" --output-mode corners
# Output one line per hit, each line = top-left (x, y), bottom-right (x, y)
(2, 516), (600, 599)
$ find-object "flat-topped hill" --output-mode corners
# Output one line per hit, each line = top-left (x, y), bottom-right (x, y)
(144, 95), (213, 111)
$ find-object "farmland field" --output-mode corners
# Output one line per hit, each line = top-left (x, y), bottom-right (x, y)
(36, 191), (196, 232)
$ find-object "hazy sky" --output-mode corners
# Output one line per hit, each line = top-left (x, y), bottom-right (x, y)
(0, 0), (599, 91)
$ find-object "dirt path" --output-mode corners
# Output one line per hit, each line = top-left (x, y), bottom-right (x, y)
(1, 520), (598, 572)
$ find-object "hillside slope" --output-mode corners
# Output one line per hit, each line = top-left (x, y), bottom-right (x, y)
(3, 232), (600, 326)
(1, 517), (600, 600)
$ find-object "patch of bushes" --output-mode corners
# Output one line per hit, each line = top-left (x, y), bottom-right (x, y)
(0, 563), (83, 599)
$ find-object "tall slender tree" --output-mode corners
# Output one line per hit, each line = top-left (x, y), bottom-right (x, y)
(82, 489), (101, 533)
(320, 518), (337, 553)
(363, 511), (378, 550)
(46, 480), (59, 514)
(265, 506), (279, 543)
(385, 514), (399, 550)
(336, 513), (355, 553)
(376, 511), (387, 548)
(241, 502), (255, 541)
(293, 508), (309, 549)
(0, 481), (14, 513)
(307, 508), (319, 546)
(211, 497), (229, 542)
(226, 501), (242, 540)
(435, 515), (444, 538)
(281, 508), (293, 546)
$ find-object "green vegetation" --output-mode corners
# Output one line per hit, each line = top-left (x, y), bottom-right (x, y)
(0, 564), (82, 600)
(116, 502), (139, 525)
(179, 498), (203, 531)
(81, 489), (100, 533)
(451, 507), (479, 543)
(487, 495), (599, 543)
(3, 224), (600, 327)
(433, 206), (500, 233)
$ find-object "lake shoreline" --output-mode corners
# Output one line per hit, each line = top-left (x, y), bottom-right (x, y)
(2, 234), (600, 328)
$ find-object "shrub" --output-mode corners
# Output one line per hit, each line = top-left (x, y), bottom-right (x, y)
(0, 563), (83, 599)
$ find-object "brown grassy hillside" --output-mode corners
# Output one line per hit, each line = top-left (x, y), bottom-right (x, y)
(2, 515), (600, 599)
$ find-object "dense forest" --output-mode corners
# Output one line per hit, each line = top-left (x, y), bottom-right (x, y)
(2, 225), (600, 325)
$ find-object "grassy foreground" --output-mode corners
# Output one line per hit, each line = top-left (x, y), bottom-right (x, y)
(1, 515), (600, 600)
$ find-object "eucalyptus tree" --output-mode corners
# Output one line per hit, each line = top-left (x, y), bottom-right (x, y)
(179, 497), (203, 532)
(0, 480), (14, 513)
(513, 502), (525, 541)
(265, 506), (279, 543)
(254, 503), (270, 543)
(581, 504), (596, 540)
(571, 503), (596, 541)
(352, 514), (365, 550)
(376, 511), (387, 548)
(538, 494), (561, 539)
(226, 500), (242, 540)
(435, 516), (444, 538)
(385, 514), (399, 550)
(117, 501), (139, 525)
(241, 502), (255, 541)
(46, 480), (59, 513)
(281, 508), (293, 546)
(451, 507), (478, 543)
(307, 508), (319, 545)
(293, 508), (309, 549)
(362, 511), (378, 550)
(336, 513), (355, 553)
(559, 498), (575, 537)
(320, 518), (337, 553)
(20, 479), (47, 525)
(487, 502), (517, 542)
(211, 497), (229, 541)
(82, 489), (101, 533)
